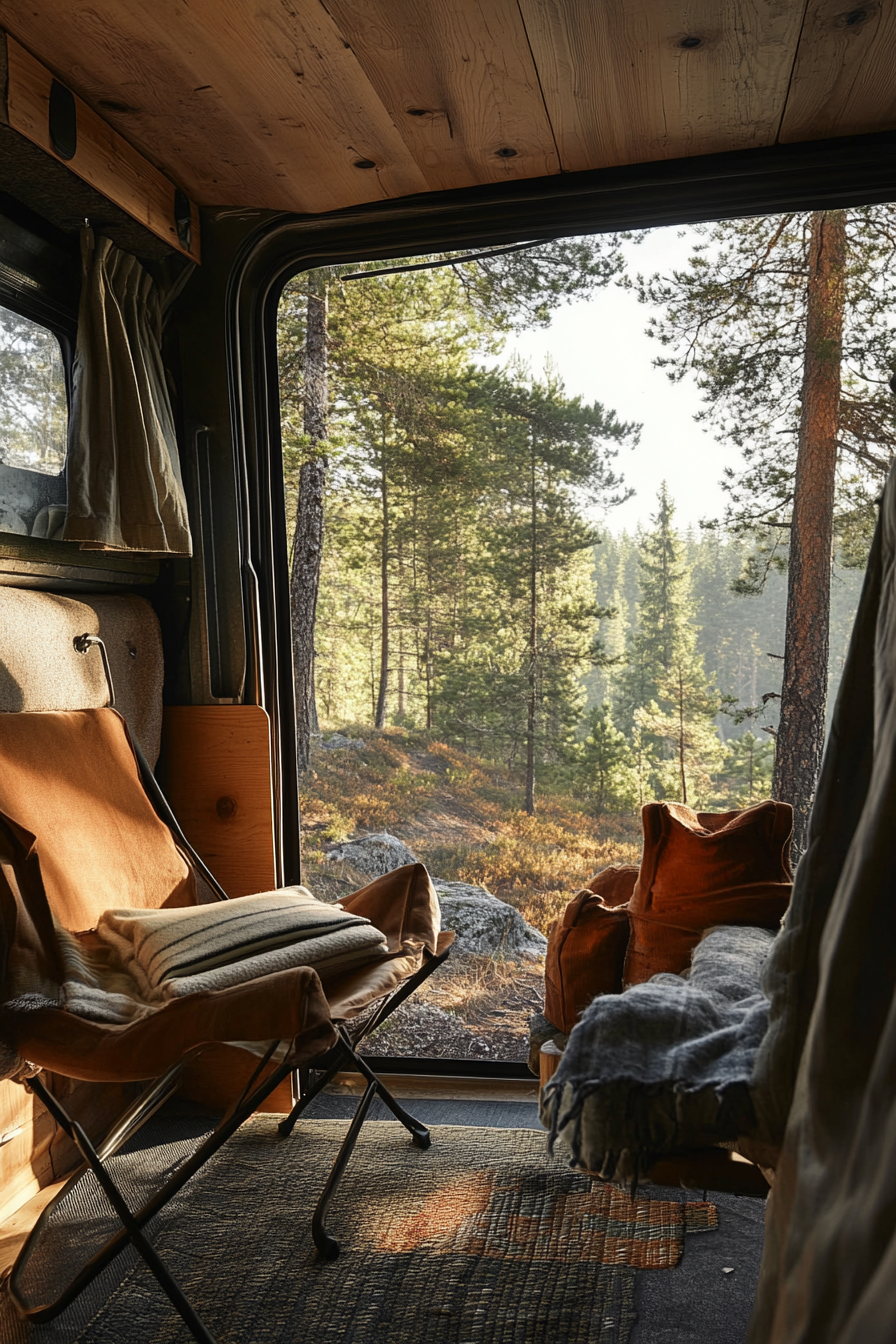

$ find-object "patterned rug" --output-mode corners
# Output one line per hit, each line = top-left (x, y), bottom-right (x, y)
(14, 1121), (718, 1344)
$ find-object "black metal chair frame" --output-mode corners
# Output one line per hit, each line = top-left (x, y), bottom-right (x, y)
(8, 940), (451, 1344)
(5, 633), (453, 1342)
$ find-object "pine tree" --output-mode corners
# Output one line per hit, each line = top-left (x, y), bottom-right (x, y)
(636, 206), (896, 853)
(479, 367), (637, 813)
(279, 238), (627, 761)
(716, 730), (775, 808)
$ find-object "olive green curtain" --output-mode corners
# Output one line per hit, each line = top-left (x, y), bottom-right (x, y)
(63, 228), (192, 556)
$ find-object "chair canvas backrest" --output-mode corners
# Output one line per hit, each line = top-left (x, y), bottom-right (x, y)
(0, 708), (196, 932)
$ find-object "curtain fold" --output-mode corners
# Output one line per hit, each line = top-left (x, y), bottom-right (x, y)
(63, 228), (192, 556)
(749, 466), (896, 1343)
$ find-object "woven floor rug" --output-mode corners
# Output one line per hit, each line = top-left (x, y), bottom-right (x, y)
(12, 1120), (718, 1344)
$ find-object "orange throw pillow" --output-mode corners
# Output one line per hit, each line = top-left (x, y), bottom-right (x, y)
(624, 800), (793, 986)
(544, 865), (638, 1033)
(586, 863), (640, 907)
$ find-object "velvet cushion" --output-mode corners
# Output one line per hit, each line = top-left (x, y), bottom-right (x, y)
(544, 866), (638, 1034)
(624, 800), (793, 985)
(586, 863), (640, 906)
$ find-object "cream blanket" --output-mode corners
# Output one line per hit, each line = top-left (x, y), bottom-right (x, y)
(58, 886), (388, 1024)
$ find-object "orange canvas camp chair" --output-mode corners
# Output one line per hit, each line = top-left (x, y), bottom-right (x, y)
(0, 628), (452, 1342)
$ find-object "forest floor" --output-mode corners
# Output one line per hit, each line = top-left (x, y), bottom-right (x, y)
(299, 727), (641, 1064)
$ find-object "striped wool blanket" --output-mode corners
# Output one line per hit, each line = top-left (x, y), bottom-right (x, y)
(90, 887), (389, 1004)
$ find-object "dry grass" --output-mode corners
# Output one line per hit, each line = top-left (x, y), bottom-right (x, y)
(418, 955), (546, 1035)
(300, 726), (641, 935)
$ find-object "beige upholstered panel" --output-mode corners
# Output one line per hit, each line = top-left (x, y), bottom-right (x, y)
(0, 589), (164, 764)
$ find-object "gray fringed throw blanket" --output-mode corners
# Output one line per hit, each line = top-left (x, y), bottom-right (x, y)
(540, 925), (774, 1188)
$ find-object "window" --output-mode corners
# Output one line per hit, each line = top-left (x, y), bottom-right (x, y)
(0, 301), (68, 538)
(0, 302), (67, 474)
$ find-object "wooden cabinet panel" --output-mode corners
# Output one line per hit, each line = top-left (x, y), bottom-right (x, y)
(4, 36), (199, 260)
(162, 705), (278, 899)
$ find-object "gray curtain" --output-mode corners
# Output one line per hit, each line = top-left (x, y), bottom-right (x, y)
(63, 228), (192, 556)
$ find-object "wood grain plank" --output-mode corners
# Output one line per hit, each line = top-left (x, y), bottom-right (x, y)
(518, 0), (807, 172)
(1, 2), (430, 212)
(323, 0), (560, 190)
(0, 1077), (133, 1228)
(0, 1082), (52, 1226)
(0, 1176), (68, 1279)
(4, 37), (200, 260)
(162, 705), (278, 898)
(779, 1), (896, 144)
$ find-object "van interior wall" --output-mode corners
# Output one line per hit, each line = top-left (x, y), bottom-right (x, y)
(0, 191), (240, 1221)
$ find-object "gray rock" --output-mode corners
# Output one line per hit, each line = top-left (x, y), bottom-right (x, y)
(325, 830), (419, 877)
(433, 880), (547, 961)
(320, 733), (366, 751)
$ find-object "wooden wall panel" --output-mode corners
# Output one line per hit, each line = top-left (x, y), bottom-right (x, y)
(0, 1081), (52, 1225)
(4, 37), (199, 260)
(0, 1076), (135, 1227)
(323, 0), (560, 191)
(779, 1), (896, 144)
(517, 0), (806, 172)
(162, 705), (278, 899)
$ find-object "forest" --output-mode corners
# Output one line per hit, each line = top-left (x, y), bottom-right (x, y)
(278, 211), (894, 826)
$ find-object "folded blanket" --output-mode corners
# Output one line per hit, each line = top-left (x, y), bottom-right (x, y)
(93, 886), (389, 1003)
(540, 924), (774, 1190)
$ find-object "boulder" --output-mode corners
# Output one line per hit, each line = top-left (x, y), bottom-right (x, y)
(325, 831), (419, 878)
(433, 880), (547, 961)
(320, 733), (366, 751)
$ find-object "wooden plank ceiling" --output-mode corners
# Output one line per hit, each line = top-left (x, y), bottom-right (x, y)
(2, 0), (895, 215)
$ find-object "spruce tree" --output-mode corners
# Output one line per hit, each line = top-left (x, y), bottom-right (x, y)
(615, 485), (722, 805)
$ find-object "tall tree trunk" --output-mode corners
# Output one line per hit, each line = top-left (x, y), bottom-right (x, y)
(425, 610), (433, 730)
(525, 433), (537, 816)
(677, 666), (688, 804)
(289, 274), (328, 773)
(772, 210), (846, 859)
(396, 534), (405, 719)
(374, 424), (390, 728)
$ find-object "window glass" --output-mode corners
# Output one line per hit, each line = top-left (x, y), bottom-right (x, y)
(0, 302), (67, 476)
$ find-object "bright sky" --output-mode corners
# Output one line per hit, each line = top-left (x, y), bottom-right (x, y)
(503, 227), (740, 535)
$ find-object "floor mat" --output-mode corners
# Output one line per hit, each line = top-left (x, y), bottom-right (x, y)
(3, 1120), (717, 1344)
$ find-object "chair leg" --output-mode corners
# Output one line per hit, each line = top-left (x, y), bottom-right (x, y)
(23, 1075), (217, 1344)
(277, 1041), (348, 1138)
(311, 1079), (378, 1260)
(10, 1049), (298, 1335)
(342, 1037), (431, 1150)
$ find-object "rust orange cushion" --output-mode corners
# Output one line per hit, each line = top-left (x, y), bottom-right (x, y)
(586, 863), (640, 907)
(623, 800), (793, 986)
(544, 865), (638, 1033)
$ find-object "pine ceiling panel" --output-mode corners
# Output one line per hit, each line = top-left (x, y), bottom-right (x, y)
(0, 1), (430, 212)
(779, 1), (896, 144)
(517, 0), (807, 172)
(322, 0), (560, 190)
